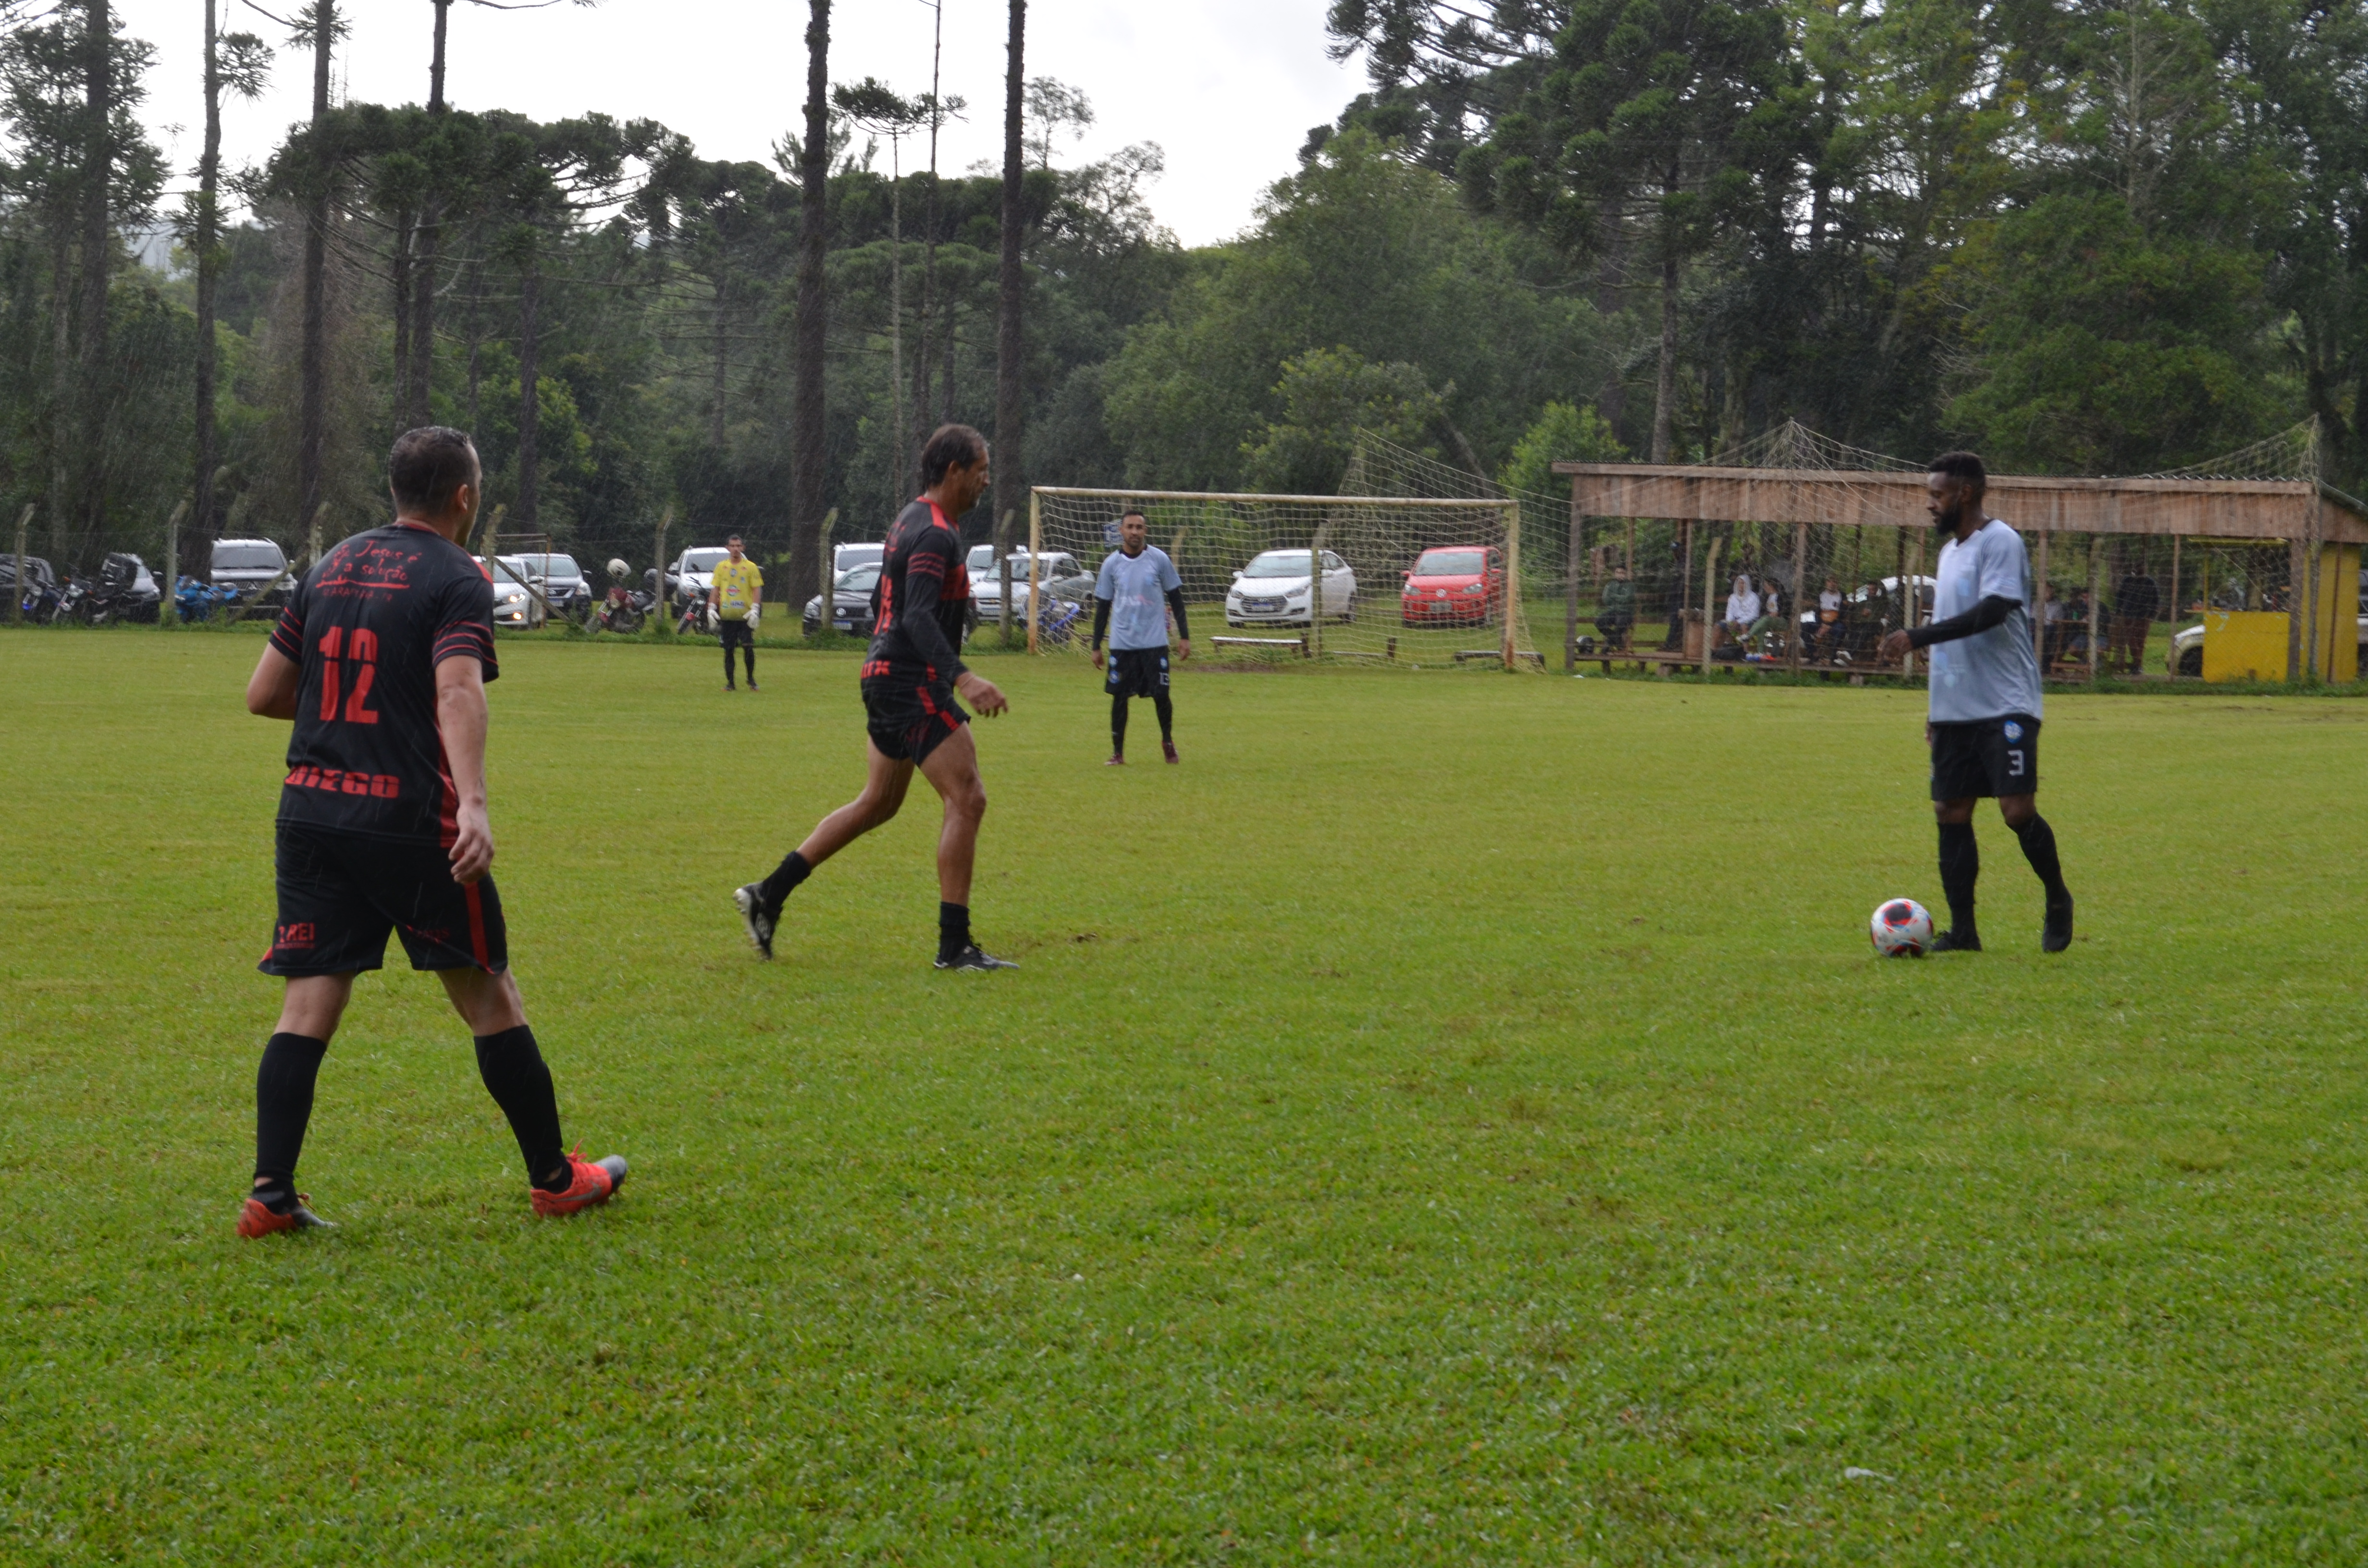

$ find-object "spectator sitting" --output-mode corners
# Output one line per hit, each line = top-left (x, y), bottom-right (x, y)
(1722, 575), (1759, 646)
(2112, 564), (2160, 674)
(1748, 577), (1784, 652)
(1595, 565), (1636, 651)
(1814, 576), (1843, 659)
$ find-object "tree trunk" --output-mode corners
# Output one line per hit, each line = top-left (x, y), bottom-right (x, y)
(298, 2), (334, 551)
(193, 0), (222, 580)
(1652, 244), (1677, 464)
(791, 0), (830, 623)
(48, 222), (72, 563)
(409, 0), (449, 429)
(75, 0), (113, 548)
(915, 0), (944, 458)
(992, 0), (1026, 567)
(709, 274), (729, 449)
(391, 206), (414, 431)
(516, 250), (539, 532)
(941, 302), (956, 424)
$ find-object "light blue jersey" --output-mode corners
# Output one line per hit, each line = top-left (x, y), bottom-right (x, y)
(1929, 517), (2044, 723)
(1095, 545), (1181, 651)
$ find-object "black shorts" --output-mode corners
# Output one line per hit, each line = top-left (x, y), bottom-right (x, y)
(1930, 714), (2039, 800)
(861, 670), (969, 764)
(719, 618), (753, 649)
(1105, 646), (1170, 699)
(261, 823), (507, 977)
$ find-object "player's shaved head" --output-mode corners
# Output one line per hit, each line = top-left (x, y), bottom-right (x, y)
(389, 426), (480, 516)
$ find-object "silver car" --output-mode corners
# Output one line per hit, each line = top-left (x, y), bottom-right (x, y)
(804, 561), (881, 635)
(478, 557), (547, 629)
(209, 537), (293, 604)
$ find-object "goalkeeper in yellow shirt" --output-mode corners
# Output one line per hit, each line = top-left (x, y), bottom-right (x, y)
(712, 534), (763, 691)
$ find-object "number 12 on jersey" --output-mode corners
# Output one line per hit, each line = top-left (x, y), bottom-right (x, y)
(317, 626), (381, 725)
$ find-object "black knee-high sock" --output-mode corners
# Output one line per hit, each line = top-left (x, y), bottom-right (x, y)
(1937, 821), (1980, 938)
(2012, 814), (2069, 899)
(474, 1026), (568, 1190)
(254, 1032), (329, 1201)
(723, 640), (736, 686)
(1110, 691), (1129, 756)
(758, 849), (812, 908)
(1153, 690), (1174, 742)
(741, 643), (756, 683)
(939, 901), (971, 959)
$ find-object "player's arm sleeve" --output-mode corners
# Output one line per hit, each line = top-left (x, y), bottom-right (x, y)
(432, 571), (500, 683)
(267, 585), (308, 665)
(896, 535), (967, 678)
(1091, 596), (1112, 649)
(1908, 595), (2018, 649)
(1165, 587), (1191, 640)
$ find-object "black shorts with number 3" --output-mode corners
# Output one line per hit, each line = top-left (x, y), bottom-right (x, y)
(1104, 647), (1170, 699)
(1930, 714), (2039, 800)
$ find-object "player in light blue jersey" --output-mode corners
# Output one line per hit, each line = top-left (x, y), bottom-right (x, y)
(1879, 452), (2074, 953)
(1090, 508), (1191, 764)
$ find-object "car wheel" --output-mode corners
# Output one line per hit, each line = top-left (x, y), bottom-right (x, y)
(2178, 647), (2202, 677)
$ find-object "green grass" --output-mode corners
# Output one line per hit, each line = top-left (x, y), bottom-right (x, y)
(4, 628), (2367, 1564)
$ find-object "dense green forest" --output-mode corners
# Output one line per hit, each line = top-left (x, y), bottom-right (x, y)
(4, 0), (2364, 601)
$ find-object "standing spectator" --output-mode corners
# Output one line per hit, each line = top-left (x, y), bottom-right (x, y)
(1722, 575), (1759, 646)
(1595, 564), (1636, 650)
(2111, 560), (2159, 674)
(712, 534), (764, 692)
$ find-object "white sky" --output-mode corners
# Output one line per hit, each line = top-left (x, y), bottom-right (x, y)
(111, 0), (1371, 248)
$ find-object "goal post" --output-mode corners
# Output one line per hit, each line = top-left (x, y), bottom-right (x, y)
(1026, 486), (1542, 670)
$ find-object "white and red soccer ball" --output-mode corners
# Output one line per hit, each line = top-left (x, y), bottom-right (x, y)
(1870, 898), (1935, 957)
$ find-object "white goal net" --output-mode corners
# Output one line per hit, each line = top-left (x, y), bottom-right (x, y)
(1018, 487), (1542, 669)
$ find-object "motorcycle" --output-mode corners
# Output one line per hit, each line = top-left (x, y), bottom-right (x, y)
(675, 585), (711, 637)
(48, 577), (87, 624)
(175, 576), (243, 623)
(73, 553), (154, 625)
(589, 558), (656, 634)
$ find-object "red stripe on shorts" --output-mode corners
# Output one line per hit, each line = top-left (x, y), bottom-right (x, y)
(463, 881), (489, 968)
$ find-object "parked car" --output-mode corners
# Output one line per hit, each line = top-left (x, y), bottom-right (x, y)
(209, 537), (294, 604)
(1226, 548), (1357, 626)
(1400, 545), (1505, 627)
(476, 556), (547, 630)
(0, 554), (60, 619)
(804, 561), (882, 635)
(833, 542), (885, 576)
(669, 546), (733, 598)
(499, 551), (592, 619)
(971, 550), (1092, 621)
(79, 552), (162, 623)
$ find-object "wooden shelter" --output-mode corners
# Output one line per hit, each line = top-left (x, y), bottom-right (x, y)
(1550, 460), (2368, 681)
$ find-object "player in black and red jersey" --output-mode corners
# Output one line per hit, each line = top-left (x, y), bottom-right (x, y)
(736, 424), (1015, 970)
(235, 426), (628, 1237)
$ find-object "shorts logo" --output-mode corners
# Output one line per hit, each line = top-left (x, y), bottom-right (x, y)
(2003, 721), (2024, 741)
(275, 922), (316, 950)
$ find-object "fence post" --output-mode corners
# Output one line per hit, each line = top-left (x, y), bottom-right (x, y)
(1700, 534), (1724, 677)
(2086, 537), (2102, 682)
(1501, 501), (1519, 671)
(2167, 535), (2180, 675)
(654, 507), (673, 638)
(1788, 521), (1807, 671)
(306, 505), (323, 575)
(1307, 519), (1326, 664)
(2034, 528), (2051, 673)
(2304, 499), (2323, 682)
(1026, 491), (1042, 654)
(160, 500), (187, 631)
(1565, 494), (1581, 674)
(1905, 531), (1924, 679)
(11, 503), (29, 624)
(999, 508), (1014, 648)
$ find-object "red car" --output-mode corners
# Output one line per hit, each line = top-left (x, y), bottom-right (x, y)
(1400, 545), (1505, 627)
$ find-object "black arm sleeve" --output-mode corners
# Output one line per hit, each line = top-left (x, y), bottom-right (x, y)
(1907, 594), (2017, 650)
(1165, 587), (1191, 641)
(1091, 595), (1111, 649)
(894, 542), (967, 679)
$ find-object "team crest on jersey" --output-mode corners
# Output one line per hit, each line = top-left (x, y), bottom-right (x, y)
(2003, 721), (2023, 741)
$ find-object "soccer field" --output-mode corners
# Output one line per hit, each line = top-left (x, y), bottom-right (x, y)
(5, 631), (2366, 1564)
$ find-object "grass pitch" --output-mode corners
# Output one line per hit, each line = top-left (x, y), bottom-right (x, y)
(3, 629), (2366, 1564)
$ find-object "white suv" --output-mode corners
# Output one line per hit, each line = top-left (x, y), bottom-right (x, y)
(209, 537), (294, 604)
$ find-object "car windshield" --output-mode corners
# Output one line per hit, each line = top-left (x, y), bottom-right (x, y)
(1414, 550), (1484, 576)
(212, 543), (284, 571)
(1241, 553), (1312, 579)
(838, 564), (880, 591)
(506, 553), (578, 579)
(967, 546), (995, 572)
(681, 549), (730, 572)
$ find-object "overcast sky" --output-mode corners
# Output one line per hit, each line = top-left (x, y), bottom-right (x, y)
(111, 0), (1371, 247)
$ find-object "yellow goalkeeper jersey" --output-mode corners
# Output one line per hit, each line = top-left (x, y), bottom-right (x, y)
(712, 556), (763, 620)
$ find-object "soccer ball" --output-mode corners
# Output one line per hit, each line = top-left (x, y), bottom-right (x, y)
(1869, 898), (1935, 957)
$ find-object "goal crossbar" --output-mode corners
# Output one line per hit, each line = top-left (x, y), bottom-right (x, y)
(1030, 487), (1508, 510)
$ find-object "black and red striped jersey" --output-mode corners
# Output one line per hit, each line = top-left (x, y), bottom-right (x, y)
(268, 521), (498, 845)
(864, 497), (970, 683)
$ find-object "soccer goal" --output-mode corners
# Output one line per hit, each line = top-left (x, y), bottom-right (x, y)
(1021, 487), (1543, 669)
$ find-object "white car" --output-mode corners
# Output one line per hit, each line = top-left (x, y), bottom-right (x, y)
(476, 557), (546, 629)
(834, 542), (884, 576)
(670, 546), (733, 598)
(208, 536), (294, 604)
(970, 549), (1092, 619)
(1226, 549), (1357, 626)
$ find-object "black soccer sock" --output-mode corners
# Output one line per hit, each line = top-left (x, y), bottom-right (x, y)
(1937, 821), (1980, 938)
(758, 849), (812, 909)
(2012, 813), (2070, 900)
(741, 643), (756, 683)
(939, 901), (971, 958)
(723, 641), (736, 686)
(1153, 690), (1174, 743)
(473, 1026), (568, 1191)
(1110, 691), (1128, 757)
(253, 1032), (329, 1205)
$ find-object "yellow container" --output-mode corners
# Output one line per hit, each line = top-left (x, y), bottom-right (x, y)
(2201, 612), (2291, 681)
(2199, 544), (2360, 682)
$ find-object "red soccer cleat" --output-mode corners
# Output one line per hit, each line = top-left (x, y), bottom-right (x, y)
(1104, 754), (1125, 766)
(1162, 740), (1179, 764)
(237, 1193), (334, 1237)
(531, 1147), (630, 1216)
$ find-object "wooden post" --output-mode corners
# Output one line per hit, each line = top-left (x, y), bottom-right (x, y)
(1307, 520), (1326, 664)
(998, 507), (1015, 647)
(1501, 501), (1520, 671)
(1700, 534), (1724, 678)
(1025, 490), (1042, 653)
(306, 505), (323, 574)
(160, 500), (187, 630)
(653, 506), (673, 638)
(1565, 491), (1581, 674)
(2304, 498), (2323, 681)
(1788, 521), (1807, 670)
(1680, 521), (1694, 647)
(11, 503), (29, 624)
(2086, 536), (2101, 682)
(2168, 534), (2181, 675)
(2034, 529), (2051, 673)
(1905, 531), (1924, 678)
